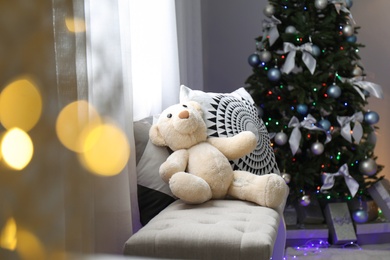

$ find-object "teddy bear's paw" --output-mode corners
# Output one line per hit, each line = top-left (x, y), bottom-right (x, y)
(169, 172), (212, 204)
(263, 174), (288, 208)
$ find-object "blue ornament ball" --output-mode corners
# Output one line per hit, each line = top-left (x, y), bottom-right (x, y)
(346, 0), (353, 9)
(318, 119), (331, 131)
(327, 84), (342, 98)
(346, 35), (357, 43)
(296, 104), (308, 115)
(311, 45), (321, 57)
(352, 209), (368, 224)
(248, 54), (261, 67)
(257, 106), (264, 118)
(364, 111), (380, 125)
(267, 68), (281, 82)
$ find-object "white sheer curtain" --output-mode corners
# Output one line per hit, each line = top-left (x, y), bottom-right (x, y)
(80, 0), (181, 253)
(0, 0), (183, 258)
(130, 0), (180, 120)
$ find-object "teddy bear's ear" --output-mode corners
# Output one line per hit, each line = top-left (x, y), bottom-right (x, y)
(149, 124), (166, 146)
(188, 101), (203, 114)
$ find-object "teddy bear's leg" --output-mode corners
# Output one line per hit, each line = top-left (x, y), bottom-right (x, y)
(228, 171), (288, 209)
(159, 149), (189, 183)
(169, 172), (212, 204)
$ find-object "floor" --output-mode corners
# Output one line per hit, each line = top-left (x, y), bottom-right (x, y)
(284, 243), (390, 259)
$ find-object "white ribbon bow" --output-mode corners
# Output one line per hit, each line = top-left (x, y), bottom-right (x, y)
(262, 16), (281, 46)
(320, 163), (359, 197)
(340, 76), (384, 100)
(282, 42), (316, 75)
(330, 0), (355, 24)
(288, 114), (331, 155)
(337, 112), (364, 143)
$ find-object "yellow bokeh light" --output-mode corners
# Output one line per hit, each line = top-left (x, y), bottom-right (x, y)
(65, 17), (86, 33)
(56, 100), (102, 153)
(16, 228), (46, 260)
(0, 217), (17, 251)
(0, 78), (42, 131)
(79, 123), (130, 176)
(1, 128), (33, 171)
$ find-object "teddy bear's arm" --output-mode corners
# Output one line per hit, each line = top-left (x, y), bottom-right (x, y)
(207, 131), (257, 160)
(159, 149), (189, 183)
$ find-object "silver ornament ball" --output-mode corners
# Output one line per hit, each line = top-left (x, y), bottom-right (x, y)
(367, 132), (377, 145)
(259, 50), (272, 63)
(285, 26), (297, 34)
(342, 24), (354, 37)
(311, 142), (324, 155)
(263, 4), (275, 17)
(275, 132), (288, 146)
(352, 66), (363, 77)
(282, 173), (291, 184)
(300, 195), (311, 206)
(359, 158), (378, 176)
(314, 0), (328, 10)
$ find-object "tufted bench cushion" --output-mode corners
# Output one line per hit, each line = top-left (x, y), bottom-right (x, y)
(124, 199), (283, 260)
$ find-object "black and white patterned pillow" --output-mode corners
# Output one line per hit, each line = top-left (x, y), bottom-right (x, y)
(180, 85), (279, 176)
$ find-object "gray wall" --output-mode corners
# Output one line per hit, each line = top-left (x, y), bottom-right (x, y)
(200, 0), (390, 179)
(201, 0), (263, 92)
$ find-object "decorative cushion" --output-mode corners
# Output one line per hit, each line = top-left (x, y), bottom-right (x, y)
(180, 85), (280, 176)
(133, 117), (176, 226)
(124, 199), (281, 260)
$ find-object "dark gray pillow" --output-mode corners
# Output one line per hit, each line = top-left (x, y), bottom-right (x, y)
(134, 117), (176, 226)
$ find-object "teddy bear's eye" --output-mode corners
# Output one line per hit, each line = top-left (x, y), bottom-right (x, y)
(167, 113), (172, 118)
(182, 104), (187, 108)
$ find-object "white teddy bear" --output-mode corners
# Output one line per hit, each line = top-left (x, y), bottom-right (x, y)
(149, 101), (288, 208)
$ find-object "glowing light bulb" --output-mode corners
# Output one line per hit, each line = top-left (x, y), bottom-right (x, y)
(65, 17), (86, 33)
(0, 217), (17, 250)
(0, 77), (42, 131)
(56, 100), (102, 153)
(79, 123), (130, 176)
(1, 128), (33, 170)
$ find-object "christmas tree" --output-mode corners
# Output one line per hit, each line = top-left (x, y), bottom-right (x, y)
(245, 0), (384, 208)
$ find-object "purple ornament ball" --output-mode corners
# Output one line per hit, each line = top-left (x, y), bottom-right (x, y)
(352, 209), (369, 223)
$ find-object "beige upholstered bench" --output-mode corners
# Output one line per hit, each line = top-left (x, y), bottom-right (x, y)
(125, 87), (288, 259)
(124, 199), (286, 260)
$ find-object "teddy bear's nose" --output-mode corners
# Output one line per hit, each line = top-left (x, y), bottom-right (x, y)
(178, 110), (189, 119)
